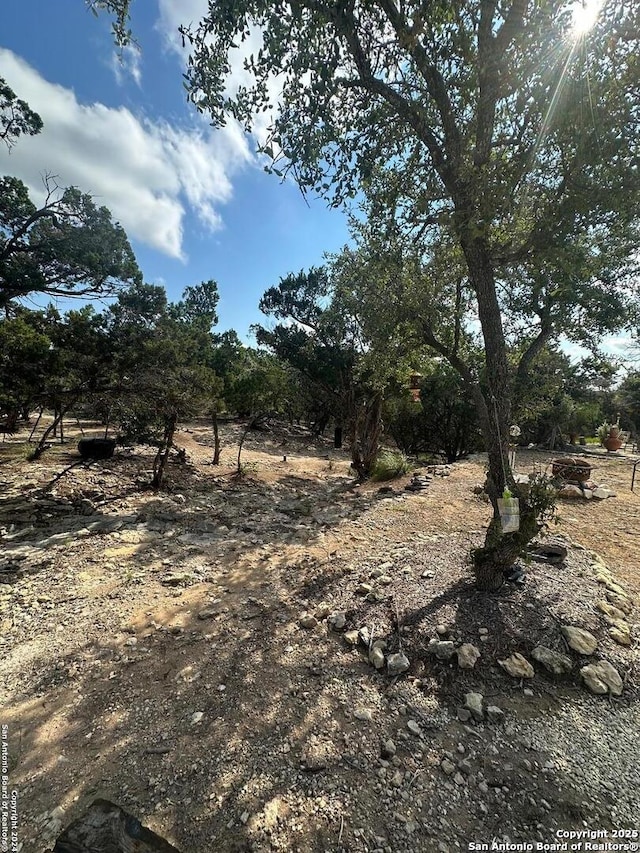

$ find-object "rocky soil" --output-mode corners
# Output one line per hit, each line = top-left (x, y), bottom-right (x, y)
(1, 420), (639, 853)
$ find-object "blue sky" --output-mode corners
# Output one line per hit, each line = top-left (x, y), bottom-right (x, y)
(0, 1), (351, 339)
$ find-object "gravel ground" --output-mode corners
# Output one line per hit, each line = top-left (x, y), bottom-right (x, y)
(0, 422), (638, 853)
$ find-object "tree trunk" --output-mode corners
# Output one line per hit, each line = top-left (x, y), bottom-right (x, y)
(151, 414), (177, 489)
(350, 392), (383, 480)
(461, 238), (540, 589)
(30, 401), (76, 460)
(212, 410), (221, 465)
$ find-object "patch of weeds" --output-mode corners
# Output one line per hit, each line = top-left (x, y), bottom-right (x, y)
(371, 450), (412, 482)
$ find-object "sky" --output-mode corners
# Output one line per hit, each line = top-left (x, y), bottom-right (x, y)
(0, 0), (351, 340)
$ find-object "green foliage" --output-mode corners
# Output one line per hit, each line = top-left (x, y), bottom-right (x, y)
(370, 449), (411, 482)
(0, 77), (43, 150)
(86, 0), (133, 48)
(0, 177), (141, 310)
(386, 365), (483, 463)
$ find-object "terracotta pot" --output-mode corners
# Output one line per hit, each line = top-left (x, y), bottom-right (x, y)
(604, 435), (623, 452)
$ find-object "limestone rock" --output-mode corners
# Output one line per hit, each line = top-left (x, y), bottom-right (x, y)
(457, 643), (481, 670)
(427, 639), (456, 661)
(593, 487), (616, 499)
(499, 653), (534, 679)
(605, 591), (633, 615)
(486, 705), (505, 723)
(344, 630), (359, 646)
(464, 691), (484, 721)
(558, 484), (583, 498)
(596, 601), (627, 623)
(407, 719), (421, 736)
(315, 602), (331, 620)
(531, 646), (573, 675)
(561, 625), (598, 655)
(369, 646), (385, 669)
(580, 661), (623, 696)
(609, 621), (631, 646)
(327, 611), (347, 631)
(354, 707), (373, 721)
(387, 652), (410, 676)
(381, 739), (396, 758)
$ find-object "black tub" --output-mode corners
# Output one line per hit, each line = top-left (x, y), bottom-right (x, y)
(78, 438), (116, 460)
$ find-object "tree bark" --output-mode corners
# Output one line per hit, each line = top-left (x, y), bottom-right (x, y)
(350, 391), (383, 480)
(212, 409), (221, 465)
(151, 413), (177, 489)
(461, 238), (540, 588)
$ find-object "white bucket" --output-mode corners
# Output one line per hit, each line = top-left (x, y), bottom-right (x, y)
(498, 496), (520, 533)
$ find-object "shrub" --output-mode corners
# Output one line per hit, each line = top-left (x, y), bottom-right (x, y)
(370, 449), (412, 482)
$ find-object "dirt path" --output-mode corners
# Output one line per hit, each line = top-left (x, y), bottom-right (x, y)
(1, 423), (638, 852)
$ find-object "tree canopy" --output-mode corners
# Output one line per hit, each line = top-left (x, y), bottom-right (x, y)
(0, 176), (141, 312)
(181, 0), (640, 587)
(0, 76), (43, 150)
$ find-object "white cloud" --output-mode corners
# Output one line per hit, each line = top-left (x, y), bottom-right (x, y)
(111, 44), (143, 87)
(0, 48), (252, 260)
(156, 0), (279, 145)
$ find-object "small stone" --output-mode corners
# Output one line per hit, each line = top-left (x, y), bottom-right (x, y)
(379, 575), (393, 585)
(328, 611), (347, 631)
(358, 626), (371, 645)
(197, 608), (219, 620)
(453, 772), (466, 785)
(190, 712), (204, 725)
(427, 639), (456, 660)
(531, 646), (573, 675)
(478, 781), (489, 795)
(421, 569), (435, 579)
(478, 627), (489, 636)
(240, 811), (250, 825)
(457, 643), (481, 670)
(299, 613), (318, 629)
(436, 624), (448, 636)
(457, 759), (472, 775)
(523, 688), (534, 697)
(464, 692), (484, 720)
(356, 583), (373, 595)
(596, 601), (627, 622)
(593, 487), (615, 499)
(486, 705), (505, 723)
(580, 661), (623, 696)
(456, 707), (472, 722)
(369, 646), (385, 669)
(440, 758), (456, 775)
(391, 769), (403, 787)
(387, 652), (410, 676)
(558, 484), (583, 498)
(499, 652), (534, 678)
(381, 739), (397, 758)
(315, 602), (331, 620)
(354, 707), (373, 721)
(407, 719), (421, 736)
(561, 625), (598, 655)
(605, 591), (633, 615)
(609, 622), (631, 646)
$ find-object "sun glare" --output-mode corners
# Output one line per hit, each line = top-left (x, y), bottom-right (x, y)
(571, 0), (603, 35)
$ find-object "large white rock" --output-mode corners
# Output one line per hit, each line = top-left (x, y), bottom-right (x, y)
(457, 643), (481, 670)
(531, 646), (573, 675)
(499, 652), (534, 679)
(464, 691), (484, 720)
(387, 652), (410, 676)
(580, 660), (623, 696)
(561, 625), (598, 655)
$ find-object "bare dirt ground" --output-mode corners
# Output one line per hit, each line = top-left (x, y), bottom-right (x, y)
(1, 419), (638, 853)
